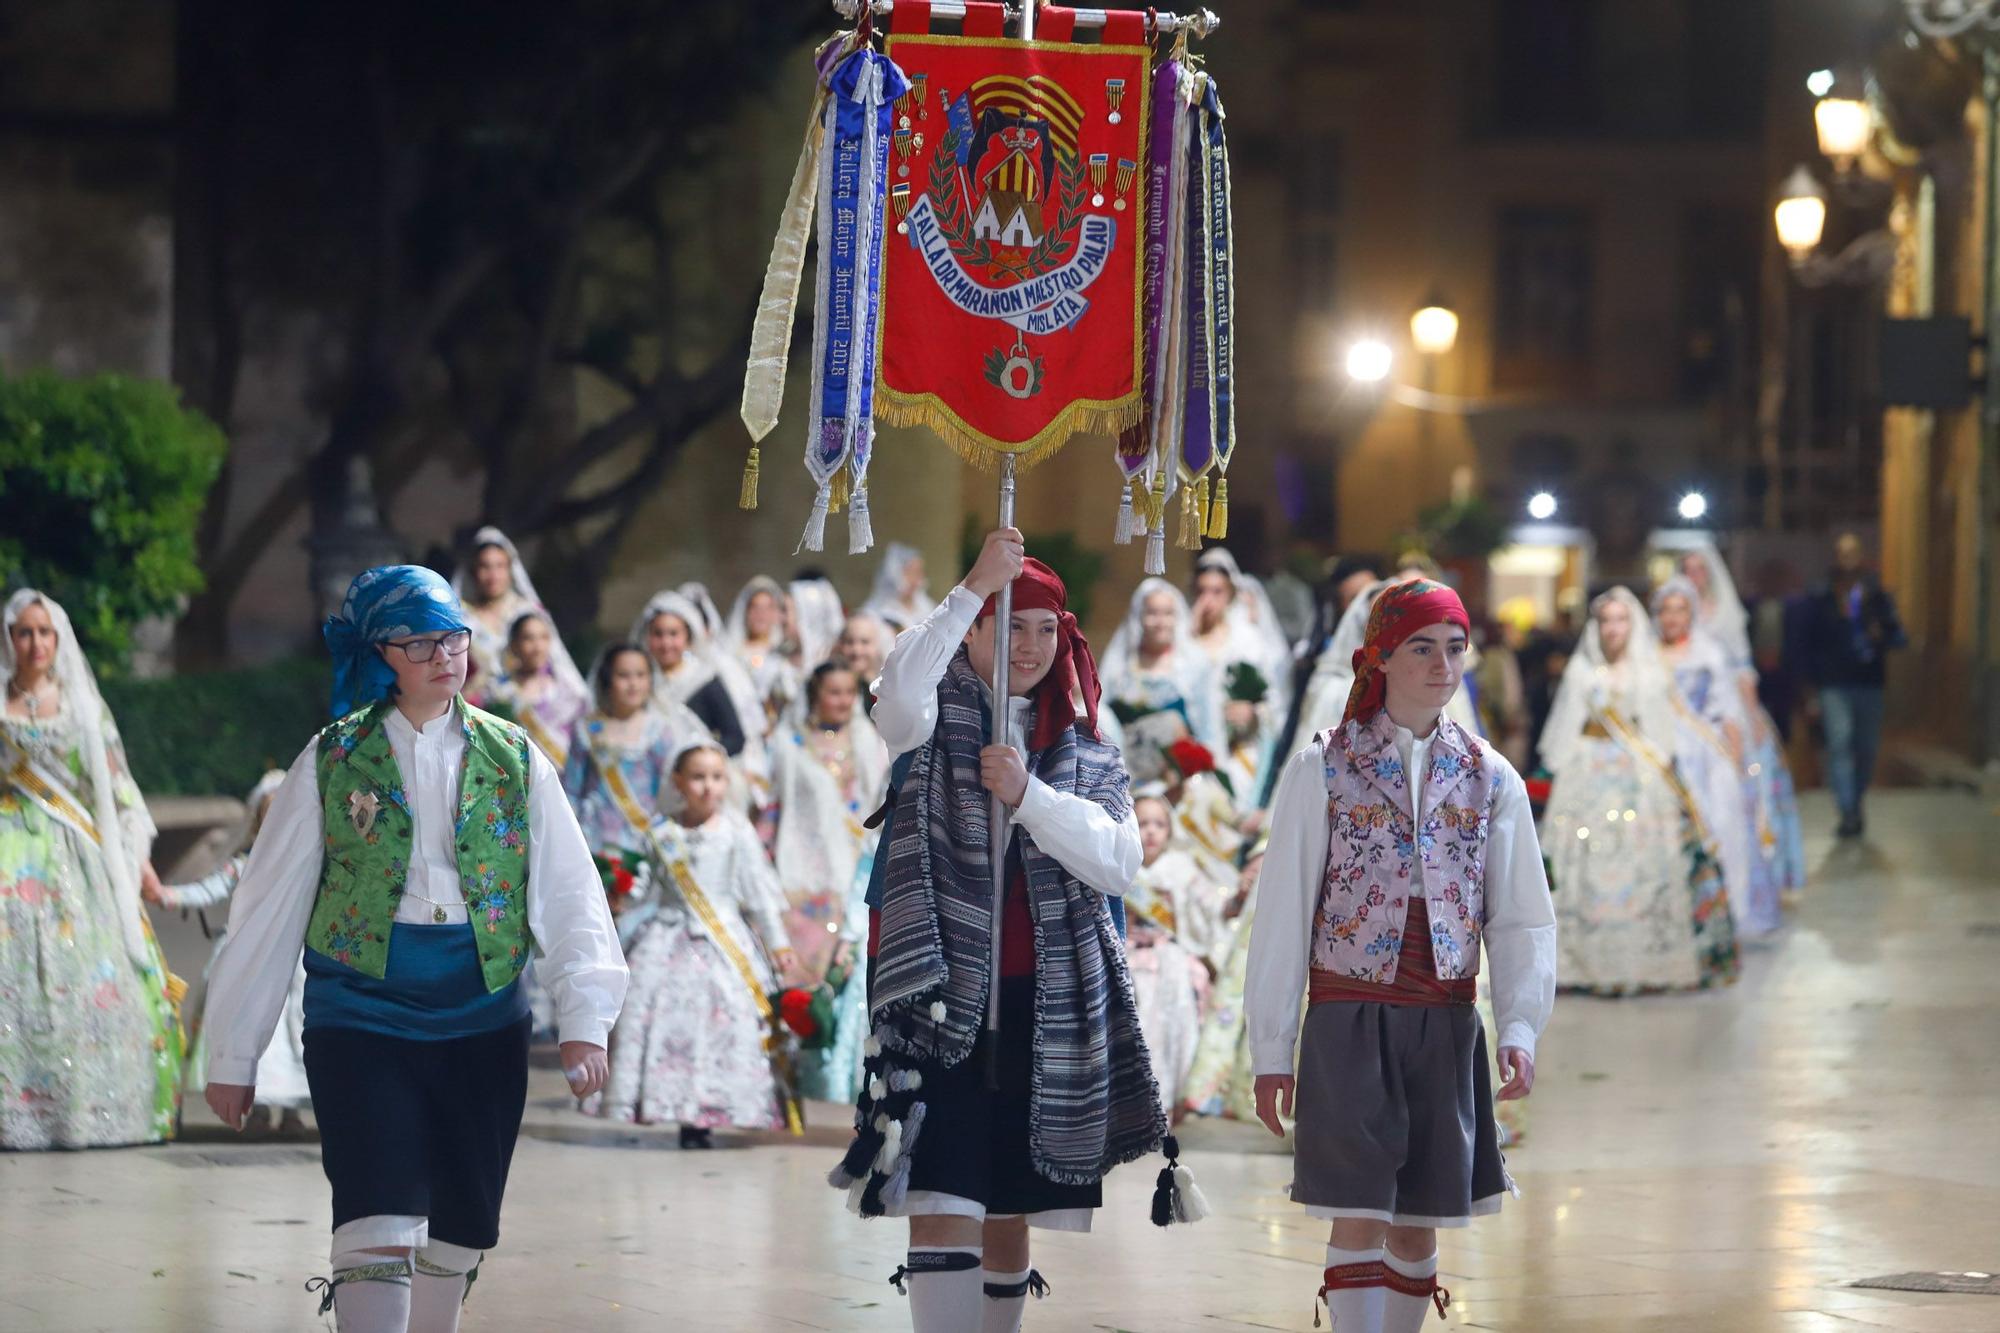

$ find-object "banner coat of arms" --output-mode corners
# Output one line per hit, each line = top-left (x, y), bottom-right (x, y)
(876, 30), (1152, 466)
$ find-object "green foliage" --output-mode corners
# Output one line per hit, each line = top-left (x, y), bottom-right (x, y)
(101, 659), (329, 798)
(1224, 660), (1270, 704)
(1400, 496), (1511, 565)
(957, 516), (1106, 626)
(0, 371), (227, 672)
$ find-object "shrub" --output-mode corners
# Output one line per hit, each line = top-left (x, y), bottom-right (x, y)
(0, 370), (227, 673)
(101, 659), (329, 797)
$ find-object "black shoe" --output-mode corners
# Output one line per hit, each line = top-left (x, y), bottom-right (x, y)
(678, 1125), (713, 1150)
(1836, 816), (1862, 838)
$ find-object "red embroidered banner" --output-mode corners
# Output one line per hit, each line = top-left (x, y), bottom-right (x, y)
(878, 32), (1151, 465)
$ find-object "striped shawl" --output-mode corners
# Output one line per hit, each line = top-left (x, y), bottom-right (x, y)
(870, 650), (1164, 1186)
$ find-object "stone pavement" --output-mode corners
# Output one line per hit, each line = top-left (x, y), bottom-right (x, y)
(1, 788), (1996, 1331)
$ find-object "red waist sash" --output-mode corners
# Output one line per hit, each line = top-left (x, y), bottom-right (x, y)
(1308, 895), (1477, 1007)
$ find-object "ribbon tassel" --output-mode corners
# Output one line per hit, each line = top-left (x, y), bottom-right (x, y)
(1114, 480), (1137, 545)
(797, 481), (831, 554)
(739, 446), (761, 510)
(1177, 482), (1201, 550)
(1207, 475), (1228, 538)
(848, 482), (874, 555)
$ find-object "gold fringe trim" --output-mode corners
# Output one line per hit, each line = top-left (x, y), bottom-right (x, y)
(738, 446), (761, 511)
(1207, 475), (1229, 539)
(876, 392), (1145, 474)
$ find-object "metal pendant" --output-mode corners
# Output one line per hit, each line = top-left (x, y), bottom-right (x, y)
(433, 905), (447, 924)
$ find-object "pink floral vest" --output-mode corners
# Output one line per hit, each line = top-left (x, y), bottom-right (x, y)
(1311, 711), (1498, 983)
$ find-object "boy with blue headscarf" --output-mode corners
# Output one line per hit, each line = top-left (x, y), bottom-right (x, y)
(201, 565), (628, 1332)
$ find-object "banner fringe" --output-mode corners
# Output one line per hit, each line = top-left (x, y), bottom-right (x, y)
(876, 395), (1144, 474)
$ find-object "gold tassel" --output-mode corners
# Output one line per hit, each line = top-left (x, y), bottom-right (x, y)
(1178, 484), (1200, 549)
(739, 447), (761, 510)
(1207, 475), (1229, 539)
(1149, 471), (1168, 533)
(828, 468), (850, 515)
(1195, 475), (1212, 539)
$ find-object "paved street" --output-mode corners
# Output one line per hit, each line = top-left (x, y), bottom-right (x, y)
(1, 788), (1995, 1332)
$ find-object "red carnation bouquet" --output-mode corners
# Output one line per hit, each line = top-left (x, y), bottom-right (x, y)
(1165, 735), (1236, 802)
(592, 849), (650, 906)
(770, 957), (850, 1051)
(1166, 736), (1217, 778)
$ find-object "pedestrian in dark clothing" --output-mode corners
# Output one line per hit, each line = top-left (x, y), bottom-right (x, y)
(1794, 534), (1906, 837)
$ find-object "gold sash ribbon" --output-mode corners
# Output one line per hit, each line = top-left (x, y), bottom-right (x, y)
(516, 707), (567, 769)
(4, 749), (101, 845)
(740, 92), (833, 447)
(1595, 706), (1714, 846)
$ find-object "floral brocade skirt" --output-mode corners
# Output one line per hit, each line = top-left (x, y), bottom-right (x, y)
(591, 915), (779, 1131)
(0, 798), (182, 1148)
(1545, 738), (1739, 997)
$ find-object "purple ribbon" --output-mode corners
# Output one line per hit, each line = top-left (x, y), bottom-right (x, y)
(1180, 82), (1213, 480)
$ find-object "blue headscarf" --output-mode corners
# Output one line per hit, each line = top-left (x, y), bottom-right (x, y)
(323, 565), (469, 718)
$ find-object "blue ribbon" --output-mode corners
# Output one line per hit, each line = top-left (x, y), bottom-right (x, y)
(814, 51), (908, 478)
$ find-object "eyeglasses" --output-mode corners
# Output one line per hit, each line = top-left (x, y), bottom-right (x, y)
(386, 630), (472, 663)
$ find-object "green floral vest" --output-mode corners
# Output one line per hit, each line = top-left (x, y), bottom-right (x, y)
(309, 698), (534, 992)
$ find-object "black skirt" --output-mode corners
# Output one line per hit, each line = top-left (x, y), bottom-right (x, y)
(902, 975), (1103, 1217)
(302, 1016), (531, 1250)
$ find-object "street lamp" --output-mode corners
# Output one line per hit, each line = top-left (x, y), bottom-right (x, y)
(1814, 71), (1873, 171)
(1775, 166), (1828, 264)
(1346, 339), (1393, 383)
(1527, 491), (1558, 521)
(1409, 292), (1459, 358)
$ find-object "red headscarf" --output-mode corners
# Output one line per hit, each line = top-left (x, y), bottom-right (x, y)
(1340, 577), (1472, 724)
(977, 557), (1103, 752)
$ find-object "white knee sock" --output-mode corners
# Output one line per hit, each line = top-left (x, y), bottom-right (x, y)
(316, 1254), (412, 1333)
(1319, 1245), (1385, 1332)
(407, 1240), (483, 1333)
(1381, 1249), (1442, 1331)
(898, 1246), (984, 1332)
(980, 1267), (1047, 1333)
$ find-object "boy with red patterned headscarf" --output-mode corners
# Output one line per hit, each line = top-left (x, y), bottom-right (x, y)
(1245, 577), (1557, 1330)
(830, 528), (1197, 1333)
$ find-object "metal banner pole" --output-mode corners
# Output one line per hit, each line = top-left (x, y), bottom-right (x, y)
(981, 0), (1034, 1087)
(985, 454), (1018, 1081)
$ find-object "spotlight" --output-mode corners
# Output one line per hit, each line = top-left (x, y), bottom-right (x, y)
(1346, 339), (1393, 384)
(1678, 492), (1709, 522)
(1527, 491), (1558, 521)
